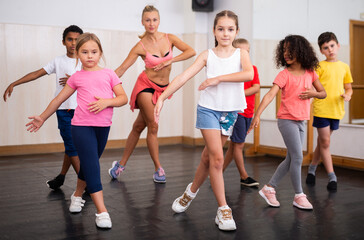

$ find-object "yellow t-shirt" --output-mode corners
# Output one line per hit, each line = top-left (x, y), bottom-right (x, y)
(313, 61), (353, 119)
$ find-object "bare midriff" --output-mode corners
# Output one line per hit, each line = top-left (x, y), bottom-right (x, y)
(144, 65), (171, 86)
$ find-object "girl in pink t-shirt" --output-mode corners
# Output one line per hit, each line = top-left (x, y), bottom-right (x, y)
(248, 35), (326, 210)
(26, 33), (128, 229)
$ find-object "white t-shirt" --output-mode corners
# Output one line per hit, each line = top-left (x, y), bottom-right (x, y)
(43, 55), (81, 109)
(198, 48), (246, 112)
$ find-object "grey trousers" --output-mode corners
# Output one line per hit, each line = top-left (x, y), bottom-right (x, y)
(268, 119), (305, 194)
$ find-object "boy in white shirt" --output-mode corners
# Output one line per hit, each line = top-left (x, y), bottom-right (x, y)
(3, 25), (83, 190)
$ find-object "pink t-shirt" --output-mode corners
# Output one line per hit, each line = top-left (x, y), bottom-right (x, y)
(67, 68), (121, 127)
(274, 69), (318, 121)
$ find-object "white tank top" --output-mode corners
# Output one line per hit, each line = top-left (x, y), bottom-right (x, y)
(198, 48), (246, 112)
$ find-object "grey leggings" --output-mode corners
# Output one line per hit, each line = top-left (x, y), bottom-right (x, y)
(268, 119), (305, 194)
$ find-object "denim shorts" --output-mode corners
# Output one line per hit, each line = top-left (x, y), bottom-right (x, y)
(313, 116), (340, 130)
(56, 110), (78, 157)
(196, 105), (238, 136)
(230, 114), (252, 143)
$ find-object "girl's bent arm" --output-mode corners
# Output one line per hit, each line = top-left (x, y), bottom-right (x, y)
(88, 84), (128, 114)
(299, 79), (326, 100)
(26, 85), (75, 132)
(198, 49), (254, 90)
(312, 79), (326, 99)
(247, 84), (280, 134)
(112, 84), (128, 107)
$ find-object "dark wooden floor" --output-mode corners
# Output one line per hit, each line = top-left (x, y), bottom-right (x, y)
(0, 145), (364, 240)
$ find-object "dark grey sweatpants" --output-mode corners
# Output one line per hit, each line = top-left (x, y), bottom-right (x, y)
(268, 119), (305, 194)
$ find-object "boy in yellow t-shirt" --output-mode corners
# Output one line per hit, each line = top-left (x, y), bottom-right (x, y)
(306, 32), (353, 191)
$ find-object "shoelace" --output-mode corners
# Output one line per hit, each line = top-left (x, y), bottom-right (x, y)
(158, 168), (165, 177)
(179, 193), (192, 207)
(220, 209), (232, 220)
(115, 166), (124, 175)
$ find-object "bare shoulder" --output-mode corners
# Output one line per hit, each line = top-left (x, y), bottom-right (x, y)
(196, 50), (209, 62)
(199, 49), (209, 57)
(166, 33), (182, 43)
(130, 40), (145, 55)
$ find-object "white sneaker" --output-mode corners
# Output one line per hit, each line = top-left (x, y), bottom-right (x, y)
(215, 206), (237, 231)
(95, 212), (112, 229)
(69, 192), (85, 213)
(172, 183), (199, 213)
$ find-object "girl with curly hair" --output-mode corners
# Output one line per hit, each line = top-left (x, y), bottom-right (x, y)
(248, 35), (326, 210)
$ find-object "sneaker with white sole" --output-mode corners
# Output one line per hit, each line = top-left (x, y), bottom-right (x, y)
(153, 167), (166, 183)
(95, 212), (112, 229)
(240, 177), (259, 187)
(215, 205), (236, 231)
(293, 193), (313, 210)
(259, 185), (280, 207)
(108, 161), (125, 179)
(69, 192), (85, 213)
(172, 183), (199, 213)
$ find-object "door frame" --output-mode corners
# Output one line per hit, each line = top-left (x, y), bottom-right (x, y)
(349, 19), (364, 124)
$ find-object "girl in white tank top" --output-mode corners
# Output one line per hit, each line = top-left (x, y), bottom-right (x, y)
(154, 10), (254, 231)
(199, 48), (246, 111)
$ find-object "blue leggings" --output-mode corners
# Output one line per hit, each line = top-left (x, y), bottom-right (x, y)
(71, 126), (110, 194)
(269, 119), (305, 194)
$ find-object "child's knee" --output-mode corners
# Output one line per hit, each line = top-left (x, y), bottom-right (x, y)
(210, 156), (224, 170)
(319, 137), (331, 149)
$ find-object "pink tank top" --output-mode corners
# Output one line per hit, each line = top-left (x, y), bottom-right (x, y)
(139, 34), (173, 68)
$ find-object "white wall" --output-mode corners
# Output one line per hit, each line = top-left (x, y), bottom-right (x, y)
(0, 0), (191, 34)
(253, 0), (364, 44)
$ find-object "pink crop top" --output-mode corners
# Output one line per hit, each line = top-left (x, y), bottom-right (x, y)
(140, 34), (173, 68)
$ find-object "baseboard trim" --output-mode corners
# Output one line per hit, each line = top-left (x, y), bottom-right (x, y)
(247, 145), (364, 171)
(1, 139), (363, 171)
(0, 136), (205, 156)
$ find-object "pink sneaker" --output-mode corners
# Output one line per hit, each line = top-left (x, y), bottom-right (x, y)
(259, 185), (280, 207)
(293, 193), (313, 210)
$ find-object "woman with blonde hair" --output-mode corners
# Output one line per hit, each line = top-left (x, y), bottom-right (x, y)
(108, 5), (195, 183)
